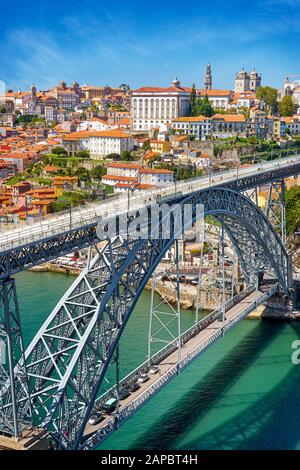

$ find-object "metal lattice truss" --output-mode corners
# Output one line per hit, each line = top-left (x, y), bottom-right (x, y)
(0, 225), (97, 279)
(0, 187), (289, 448)
(265, 179), (286, 246)
(0, 278), (32, 436)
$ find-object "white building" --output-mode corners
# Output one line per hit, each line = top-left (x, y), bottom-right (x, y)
(198, 89), (233, 110)
(211, 114), (246, 138)
(171, 115), (211, 140)
(102, 162), (174, 192)
(282, 115), (300, 135)
(63, 130), (134, 157)
(131, 78), (191, 131)
(79, 118), (113, 132)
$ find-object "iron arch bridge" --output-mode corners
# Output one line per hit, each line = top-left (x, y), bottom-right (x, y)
(0, 186), (289, 449)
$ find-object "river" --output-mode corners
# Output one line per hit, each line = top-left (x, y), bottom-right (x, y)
(16, 271), (300, 450)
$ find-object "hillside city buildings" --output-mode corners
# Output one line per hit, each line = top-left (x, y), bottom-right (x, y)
(0, 65), (300, 222)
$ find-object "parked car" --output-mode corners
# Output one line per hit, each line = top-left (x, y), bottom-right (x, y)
(129, 382), (140, 392)
(138, 373), (150, 384)
(88, 411), (104, 426)
(119, 389), (130, 400)
(149, 365), (159, 375)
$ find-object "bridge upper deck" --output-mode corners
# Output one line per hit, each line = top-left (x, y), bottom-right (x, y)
(0, 156), (299, 254)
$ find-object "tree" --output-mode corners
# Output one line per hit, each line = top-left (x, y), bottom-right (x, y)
(52, 146), (68, 156)
(76, 167), (90, 182)
(76, 149), (90, 159)
(0, 106), (6, 113)
(195, 94), (214, 117)
(190, 84), (197, 116)
(256, 86), (278, 115)
(279, 95), (297, 117)
(106, 153), (120, 160)
(120, 150), (134, 161)
(90, 165), (107, 179)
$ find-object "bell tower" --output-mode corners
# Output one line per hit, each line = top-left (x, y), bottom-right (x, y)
(205, 64), (212, 90)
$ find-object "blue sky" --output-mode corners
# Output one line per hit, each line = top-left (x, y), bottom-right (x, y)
(1, 0), (299, 91)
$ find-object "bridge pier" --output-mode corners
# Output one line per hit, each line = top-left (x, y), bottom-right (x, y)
(0, 277), (31, 438)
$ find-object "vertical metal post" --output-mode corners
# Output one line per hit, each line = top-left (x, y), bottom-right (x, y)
(221, 218), (226, 325)
(115, 344), (120, 424)
(175, 240), (181, 365)
(281, 179), (286, 248)
(0, 277), (32, 438)
(3, 281), (19, 438)
(147, 276), (155, 364)
(265, 179), (286, 247)
(195, 241), (204, 324)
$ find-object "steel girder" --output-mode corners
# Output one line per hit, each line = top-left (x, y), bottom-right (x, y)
(0, 160), (299, 281)
(0, 225), (97, 280)
(0, 278), (32, 436)
(0, 187), (288, 449)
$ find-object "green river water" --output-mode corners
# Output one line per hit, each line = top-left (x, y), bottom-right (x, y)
(16, 271), (300, 450)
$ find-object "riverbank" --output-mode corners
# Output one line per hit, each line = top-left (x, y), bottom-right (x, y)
(29, 263), (81, 276)
(248, 304), (300, 321)
(28, 265), (300, 321)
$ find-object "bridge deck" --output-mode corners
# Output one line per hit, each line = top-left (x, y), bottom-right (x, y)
(82, 282), (278, 449)
(0, 156), (299, 253)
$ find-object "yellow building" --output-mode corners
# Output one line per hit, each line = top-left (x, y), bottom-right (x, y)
(150, 140), (171, 154)
(53, 176), (79, 197)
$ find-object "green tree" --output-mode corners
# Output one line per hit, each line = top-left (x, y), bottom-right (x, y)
(256, 86), (278, 115)
(0, 106), (6, 113)
(76, 149), (90, 159)
(279, 95), (297, 117)
(106, 153), (120, 160)
(76, 167), (90, 182)
(120, 150), (134, 161)
(195, 94), (214, 117)
(52, 146), (68, 156)
(190, 84), (197, 116)
(90, 165), (107, 179)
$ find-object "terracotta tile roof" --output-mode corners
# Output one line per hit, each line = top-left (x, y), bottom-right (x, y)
(212, 114), (245, 122)
(107, 163), (140, 169)
(103, 175), (138, 182)
(139, 168), (173, 174)
(198, 89), (232, 97)
(132, 86), (192, 93)
(63, 130), (131, 140)
(172, 115), (207, 122)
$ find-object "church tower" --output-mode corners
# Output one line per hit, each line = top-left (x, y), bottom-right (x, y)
(205, 64), (212, 90)
(31, 83), (36, 101)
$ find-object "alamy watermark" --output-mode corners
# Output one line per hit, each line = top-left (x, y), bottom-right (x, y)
(0, 339), (6, 365)
(291, 340), (300, 365)
(96, 203), (205, 242)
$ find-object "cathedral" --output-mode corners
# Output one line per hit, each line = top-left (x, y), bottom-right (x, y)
(234, 68), (261, 93)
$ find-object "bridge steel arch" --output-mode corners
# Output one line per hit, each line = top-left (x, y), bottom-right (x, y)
(1, 188), (289, 449)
